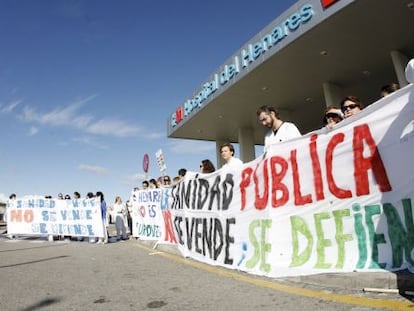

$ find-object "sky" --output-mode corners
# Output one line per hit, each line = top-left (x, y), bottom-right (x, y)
(0, 0), (296, 204)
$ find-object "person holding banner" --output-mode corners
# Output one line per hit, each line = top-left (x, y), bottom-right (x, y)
(340, 96), (363, 119)
(126, 199), (133, 236)
(256, 105), (301, 153)
(200, 159), (216, 173)
(220, 142), (243, 168)
(162, 175), (172, 186)
(113, 196), (127, 241)
(5, 193), (16, 239)
(323, 106), (343, 130)
(141, 181), (149, 190)
(380, 83), (400, 98)
(178, 168), (187, 178)
(149, 178), (158, 189)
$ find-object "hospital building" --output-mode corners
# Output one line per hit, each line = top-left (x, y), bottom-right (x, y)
(167, 0), (414, 167)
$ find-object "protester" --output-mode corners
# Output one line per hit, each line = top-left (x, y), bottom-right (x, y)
(340, 96), (363, 119)
(149, 178), (158, 188)
(200, 159), (216, 173)
(256, 105), (301, 152)
(172, 176), (182, 185)
(141, 180), (149, 190)
(380, 83), (400, 98)
(113, 196), (127, 241)
(156, 177), (163, 188)
(220, 142), (243, 168)
(174, 168), (187, 184)
(73, 191), (84, 241)
(162, 175), (172, 186)
(178, 168), (187, 178)
(323, 106), (343, 130)
(126, 199), (133, 237)
(5, 193), (16, 239)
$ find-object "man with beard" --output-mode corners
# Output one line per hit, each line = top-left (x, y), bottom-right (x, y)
(256, 105), (301, 153)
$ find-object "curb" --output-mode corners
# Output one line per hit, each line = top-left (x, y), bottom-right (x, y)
(283, 270), (414, 293)
(139, 239), (414, 293)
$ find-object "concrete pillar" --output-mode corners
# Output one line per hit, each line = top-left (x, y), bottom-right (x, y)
(391, 50), (409, 87)
(322, 82), (343, 107)
(238, 128), (255, 163)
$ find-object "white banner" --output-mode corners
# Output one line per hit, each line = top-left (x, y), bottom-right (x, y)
(6, 197), (105, 237)
(160, 84), (414, 277)
(130, 189), (166, 240)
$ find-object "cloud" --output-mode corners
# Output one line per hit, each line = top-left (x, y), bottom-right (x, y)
(85, 119), (145, 138)
(27, 126), (39, 136)
(0, 99), (23, 113)
(72, 136), (109, 149)
(20, 95), (96, 127)
(18, 94), (160, 139)
(168, 139), (215, 155)
(78, 164), (109, 175)
(146, 131), (166, 140)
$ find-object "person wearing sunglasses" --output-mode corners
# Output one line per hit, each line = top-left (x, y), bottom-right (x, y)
(323, 106), (343, 130)
(162, 175), (171, 186)
(340, 96), (363, 119)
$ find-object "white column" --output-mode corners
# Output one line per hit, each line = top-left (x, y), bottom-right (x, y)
(391, 50), (409, 87)
(322, 82), (343, 107)
(238, 128), (255, 163)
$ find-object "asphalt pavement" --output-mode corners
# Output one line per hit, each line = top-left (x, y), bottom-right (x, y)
(1, 221), (413, 300)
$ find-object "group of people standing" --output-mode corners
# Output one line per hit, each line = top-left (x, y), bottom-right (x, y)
(4, 190), (133, 244)
(198, 94), (367, 174)
(256, 95), (367, 152)
(256, 79), (407, 153)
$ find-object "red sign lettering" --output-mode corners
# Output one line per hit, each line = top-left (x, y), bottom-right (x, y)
(321, 0), (339, 9)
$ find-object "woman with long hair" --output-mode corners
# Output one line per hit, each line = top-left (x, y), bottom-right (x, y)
(200, 159), (216, 174)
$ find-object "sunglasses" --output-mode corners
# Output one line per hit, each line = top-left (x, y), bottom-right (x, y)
(342, 103), (359, 112)
(164, 179), (170, 182)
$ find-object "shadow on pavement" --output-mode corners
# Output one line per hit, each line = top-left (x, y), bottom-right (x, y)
(0, 255), (69, 269)
(18, 297), (61, 311)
